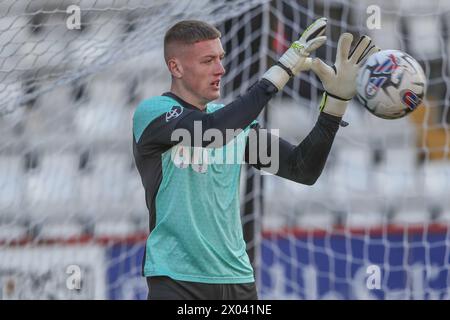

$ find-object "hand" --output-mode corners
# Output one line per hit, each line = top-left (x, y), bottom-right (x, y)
(311, 33), (380, 117)
(263, 17), (327, 91)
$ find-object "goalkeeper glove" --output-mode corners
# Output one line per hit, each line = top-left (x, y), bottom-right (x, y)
(263, 17), (327, 91)
(311, 33), (380, 117)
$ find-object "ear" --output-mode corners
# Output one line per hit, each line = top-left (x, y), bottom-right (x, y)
(167, 58), (183, 79)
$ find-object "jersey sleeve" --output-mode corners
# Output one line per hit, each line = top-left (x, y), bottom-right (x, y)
(133, 79), (277, 157)
(245, 112), (341, 185)
(133, 96), (192, 156)
(133, 97), (182, 141)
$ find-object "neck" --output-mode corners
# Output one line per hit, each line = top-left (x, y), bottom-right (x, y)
(170, 82), (207, 111)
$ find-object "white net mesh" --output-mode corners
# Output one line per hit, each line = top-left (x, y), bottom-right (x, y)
(260, 0), (450, 299)
(1, 0), (449, 299)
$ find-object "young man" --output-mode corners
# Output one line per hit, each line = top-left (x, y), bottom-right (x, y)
(133, 19), (379, 300)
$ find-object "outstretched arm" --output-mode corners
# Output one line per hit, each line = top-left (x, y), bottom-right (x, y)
(244, 112), (340, 185)
(134, 18), (328, 154)
(245, 32), (380, 185)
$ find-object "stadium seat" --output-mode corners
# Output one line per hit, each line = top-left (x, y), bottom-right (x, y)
(332, 148), (371, 199)
(268, 99), (313, 140)
(19, 15), (69, 71)
(78, 152), (134, 220)
(297, 206), (335, 230)
(366, 12), (401, 52)
(67, 15), (123, 68)
(393, 202), (430, 225)
(424, 161), (450, 205)
(372, 148), (421, 204)
(0, 155), (25, 218)
(74, 84), (132, 142)
(24, 86), (75, 138)
(25, 153), (79, 222)
(94, 219), (138, 237)
(0, 223), (27, 242)
(39, 222), (84, 239)
(264, 175), (310, 217)
(404, 4), (443, 60)
(0, 16), (32, 71)
(346, 204), (385, 229)
(0, 89), (26, 139)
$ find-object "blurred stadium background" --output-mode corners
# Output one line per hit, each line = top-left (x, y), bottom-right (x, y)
(0, 0), (449, 299)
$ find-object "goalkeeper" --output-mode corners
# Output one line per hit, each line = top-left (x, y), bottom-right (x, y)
(132, 19), (379, 300)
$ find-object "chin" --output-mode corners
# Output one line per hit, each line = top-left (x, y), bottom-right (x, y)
(202, 90), (220, 104)
(210, 91), (221, 101)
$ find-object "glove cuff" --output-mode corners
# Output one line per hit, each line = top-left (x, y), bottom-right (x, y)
(276, 61), (294, 77)
(325, 91), (352, 102)
(319, 92), (349, 117)
(262, 65), (291, 91)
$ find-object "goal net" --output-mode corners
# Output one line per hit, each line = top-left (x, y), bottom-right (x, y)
(0, 0), (449, 299)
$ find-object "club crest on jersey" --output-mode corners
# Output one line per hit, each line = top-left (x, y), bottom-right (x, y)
(166, 105), (183, 122)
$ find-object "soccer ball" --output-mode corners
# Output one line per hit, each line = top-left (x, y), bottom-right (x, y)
(356, 50), (427, 119)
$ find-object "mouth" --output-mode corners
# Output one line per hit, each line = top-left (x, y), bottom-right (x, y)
(211, 80), (220, 89)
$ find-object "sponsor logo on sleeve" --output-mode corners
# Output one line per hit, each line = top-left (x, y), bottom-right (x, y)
(166, 105), (183, 122)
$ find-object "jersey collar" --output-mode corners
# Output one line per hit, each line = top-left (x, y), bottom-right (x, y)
(162, 92), (207, 113)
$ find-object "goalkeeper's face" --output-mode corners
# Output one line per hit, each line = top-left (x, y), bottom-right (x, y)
(180, 38), (226, 103)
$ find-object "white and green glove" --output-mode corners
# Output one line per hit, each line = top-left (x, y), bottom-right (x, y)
(263, 17), (328, 91)
(311, 33), (380, 118)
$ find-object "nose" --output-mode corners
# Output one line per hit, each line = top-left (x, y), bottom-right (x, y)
(215, 61), (225, 76)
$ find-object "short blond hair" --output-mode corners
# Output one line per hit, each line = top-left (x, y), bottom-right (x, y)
(164, 20), (221, 62)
